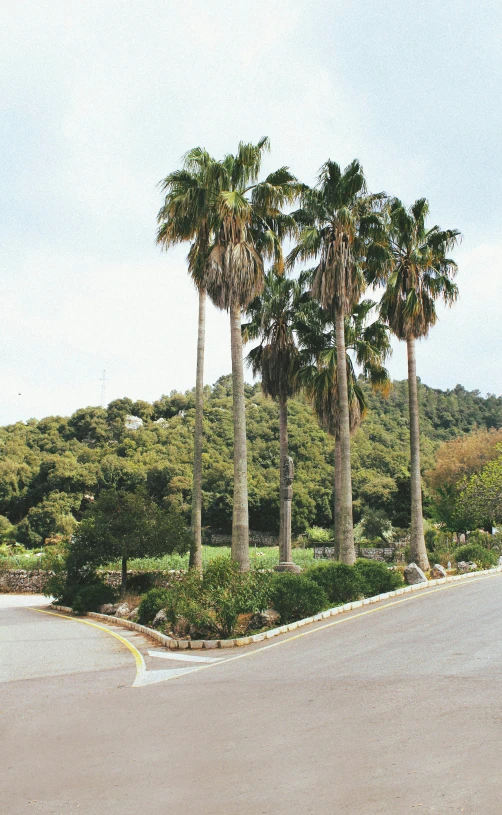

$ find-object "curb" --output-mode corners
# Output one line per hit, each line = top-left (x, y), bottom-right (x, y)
(51, 605), (174, 648)
(53, 566), (502, 650)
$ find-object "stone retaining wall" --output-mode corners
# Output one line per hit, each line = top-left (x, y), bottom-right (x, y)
(0, 569), (53, 593)
(208, 531), (279, 547)
(97, 569), (185, 589)
(313, 545), (404, 562)
(0, 568), (185, 594)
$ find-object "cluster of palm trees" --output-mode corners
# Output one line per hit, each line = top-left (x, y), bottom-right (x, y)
(157, 139), (460, 574)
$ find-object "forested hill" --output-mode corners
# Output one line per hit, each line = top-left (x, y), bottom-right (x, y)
(1, 376), (501, 545)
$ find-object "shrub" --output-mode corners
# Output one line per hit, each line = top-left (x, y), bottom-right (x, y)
(270, 573), (328, 624)
(126, 572), (157, 594)
(203, 555), (240, 590)
(307, 562), (364, 605)
(454, 544), (498, 569)
(72, 581), (116, 615)
(138, 588), (171, 624)
(303, 526), (334, 546)
(163, 558), (273, 638)
(354, 559), (404, 596)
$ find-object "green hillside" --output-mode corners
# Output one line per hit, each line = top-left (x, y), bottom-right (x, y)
(1, 376), (501, 546)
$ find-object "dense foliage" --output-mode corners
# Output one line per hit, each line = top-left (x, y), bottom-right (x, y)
(426, 429), (502, 531)
(1, 377), (501, 544)
(136, 555), (405, 635)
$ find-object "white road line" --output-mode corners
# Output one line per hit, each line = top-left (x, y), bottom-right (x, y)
(148, 650), (223, 663)
(137, 667), (198, 686)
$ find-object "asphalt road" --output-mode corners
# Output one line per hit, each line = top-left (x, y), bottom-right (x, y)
(1, 575), (501, 815)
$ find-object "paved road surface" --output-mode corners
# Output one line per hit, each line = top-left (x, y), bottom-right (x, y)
(1, 576), (501, 815)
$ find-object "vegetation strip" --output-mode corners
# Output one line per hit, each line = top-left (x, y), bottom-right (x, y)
(140, 571), (502, 685)
(53, 566), (502, 653)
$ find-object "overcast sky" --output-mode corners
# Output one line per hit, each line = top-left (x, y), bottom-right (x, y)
(1, 0), (501, 425)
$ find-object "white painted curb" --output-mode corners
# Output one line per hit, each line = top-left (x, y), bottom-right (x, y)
(53, 566), (502, 651)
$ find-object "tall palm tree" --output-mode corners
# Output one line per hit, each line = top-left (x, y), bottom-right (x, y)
(297, 299), (391, 558)
(378, 198), (460, 570)
(204, 139), (299, 570)
(157, 148), (216, 573)
(242, 268), (309, 567)
(288, 160), (385, 563)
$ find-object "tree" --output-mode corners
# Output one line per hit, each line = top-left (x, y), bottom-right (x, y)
(426, 428), (502, 530)
(73, 488), (192, 593)
(288, 160), (384, 564)
(203, 138), (298, 569)
(378, 198), (460, 569)
(243, 268), (309, 567)
(456, 453), (502, 530)
(296, 298), (390, 558)
(157, 147), (217, 572)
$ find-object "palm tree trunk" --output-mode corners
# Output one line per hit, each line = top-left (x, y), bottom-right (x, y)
(121, 556), (127, 595)
(278, 394), (288, 563)
(190, 287), (205, 573)
(406, 336), (429, 571)
(333, 435), (342, 560)
(229, 303), (250, 570)
(334, 306), (355, 564)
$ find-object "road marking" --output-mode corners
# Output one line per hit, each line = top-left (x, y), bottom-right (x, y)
(148, 650), (223, 663)
(139, 667), (198, 685)
(30, 573), (502, 688)
(31, 608), (146, 687)
(30, 608), (210, 687)
(144, 572), (502, 685)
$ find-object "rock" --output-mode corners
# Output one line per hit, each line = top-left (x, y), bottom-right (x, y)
(250, 609), (281, 629)
(152, 609), (167, 627)
(404, 562), (428, 585)
(128, 607), (140, 621)
(498, 556), (502, 566)
(99, 603), (117, 615)
(173, 616), (190, 637)
(114, 603), (130, 618)
(430, 564), (447, 579)
(457, 561), (477, 573)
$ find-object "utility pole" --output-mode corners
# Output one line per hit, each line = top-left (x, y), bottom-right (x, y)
(100, 370), (108, 408)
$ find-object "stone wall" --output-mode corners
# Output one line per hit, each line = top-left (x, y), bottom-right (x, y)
(0, 568), (186, 594)
(0, 569), (53, 593)
(313, 545), (404, 563)
(97, 569), (185, 589)
(208, 531), (279, 547)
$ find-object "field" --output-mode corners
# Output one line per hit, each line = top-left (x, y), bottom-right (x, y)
(0, 545), (315, 573)
(110, 545), (315, 572)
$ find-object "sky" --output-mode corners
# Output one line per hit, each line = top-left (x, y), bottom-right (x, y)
(1, 0), (501, 424)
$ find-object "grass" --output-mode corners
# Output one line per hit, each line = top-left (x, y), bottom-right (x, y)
(0, 552), (45, 570)
(0, 544), (315, 574)
(106, 545), (315, 572)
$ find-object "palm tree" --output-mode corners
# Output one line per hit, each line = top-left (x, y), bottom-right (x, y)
(378, 198), (460, 570)
(297, 299), (391, 559)
(203, 139), (298, 570)
(243, 269), (309, 568)
(157, 148), (216, 572)
(288, 160), (385, 563)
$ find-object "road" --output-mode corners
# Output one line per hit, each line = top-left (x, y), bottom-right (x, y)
(1, 574), (501, 815)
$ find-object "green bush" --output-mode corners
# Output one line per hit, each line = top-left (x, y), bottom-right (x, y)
(454, 544), (498, 569)
(307, 562), (364, 605)
(72, 581), (116, 615)
(354, 559), (404, 596)
(164, 557), (273, 638)
(303, 526), (334, 547)
(138, 588), (171, 624)
(270, 572), (328, 624)
(125, 572), (157, 594)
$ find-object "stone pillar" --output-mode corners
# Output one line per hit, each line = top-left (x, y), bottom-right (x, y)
(275, 456), (301, 573)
